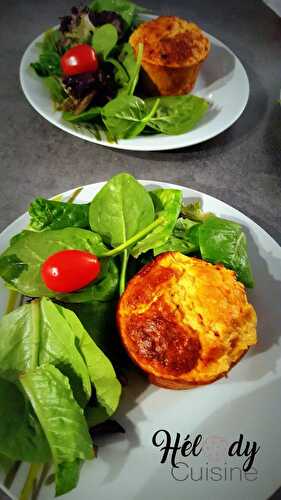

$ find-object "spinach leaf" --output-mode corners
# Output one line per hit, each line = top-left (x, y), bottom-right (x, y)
(131, 188), (182, 258)
(89, 173), (155, 293)
(154, 235), (198, 256)
(0, 378), (51, 462)
(28, 198), (90, 231)
(62, 107), (102, 123)
(20, 364), (94, 496)
(0, 297), (121, 419)
(60, 257), (119, 303)
(0, 452), (14, 473)
(89, 173), (155, 247)
(0, 300), (91, 407)
(198, 217), (254, 287)
(90, 0), (144, 28)
(60, 307), (121, 427)
(145, 95), (209, 135)
(65, 300), (117, 353)
(181, 200), (213, 221)
(117, 42), (143, 96)
(173, 217), (199, 237)
(42, 76), (67, 104)
(0, 228), (111, 298)
(0, 298), (121, 495)
(102, 94), (158, 139)
(92, 24), (118, 59)
(153, 218), (200, 256)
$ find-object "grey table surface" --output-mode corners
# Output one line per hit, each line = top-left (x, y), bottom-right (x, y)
(0, 0), (281, 244)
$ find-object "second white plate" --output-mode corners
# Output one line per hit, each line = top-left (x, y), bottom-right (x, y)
(20, 21), (249, 151)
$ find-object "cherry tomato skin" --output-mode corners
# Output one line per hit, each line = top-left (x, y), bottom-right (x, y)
(41, 250), (101, 293)
(60, 44), (99, 76)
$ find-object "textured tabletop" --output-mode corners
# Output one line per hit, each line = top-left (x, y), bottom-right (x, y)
(1, 0), (281, 244)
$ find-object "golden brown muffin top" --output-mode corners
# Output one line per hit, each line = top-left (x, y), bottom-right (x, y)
(129, 16), (210, 68)
(117, 252), (257, 386)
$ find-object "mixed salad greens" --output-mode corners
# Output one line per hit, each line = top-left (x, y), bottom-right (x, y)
(30, 0), (209, 141)
(0, 173), (254, 499)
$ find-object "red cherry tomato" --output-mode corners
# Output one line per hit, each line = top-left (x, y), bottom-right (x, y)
(60, 44), (99, 76)
(41, 250), (101, 293)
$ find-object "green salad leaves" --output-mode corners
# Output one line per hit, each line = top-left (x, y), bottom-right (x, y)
(0, 172), (255, 499)
(0, 298), (121, 495)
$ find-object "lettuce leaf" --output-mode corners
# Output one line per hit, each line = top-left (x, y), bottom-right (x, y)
(131, 189), (182, 258)
(58, 305), (121, 426)
(0, 378), (51, 462)
(0, 298), (122, 495)
(20, 364), (94, 496)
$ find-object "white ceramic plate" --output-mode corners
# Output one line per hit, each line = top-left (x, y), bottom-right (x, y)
(0, 180), (281, 500)
(20, 18), (249, 151)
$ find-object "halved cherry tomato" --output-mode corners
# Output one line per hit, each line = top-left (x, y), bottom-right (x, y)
(41, 250), (101, 293)
(60, 44), (99, 76)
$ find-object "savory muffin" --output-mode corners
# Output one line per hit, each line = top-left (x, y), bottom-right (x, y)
(117, 252), (257, 388)
(129, 16), (210, 96)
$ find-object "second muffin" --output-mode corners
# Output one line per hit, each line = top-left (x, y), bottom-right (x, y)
(129, 16), (210, 96)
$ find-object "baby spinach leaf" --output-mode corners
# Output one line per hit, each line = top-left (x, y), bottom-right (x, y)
(154, 218), (200, 256)
(173, 217), (199, 237)
(102, 94), (158, 139)
(0, 452), (14, 474)
(0, 299), (91, 407)
(146, 95), (209, 135)
(38, 298), (92, 405)
(181, 200), (213, 221)
(62, 107), (102, 123)
(89, 173), (155, 247)
(0, 254), (27, 282)
(90, 173), (155, 293)
(60, 307), (121, 427)
(114, 43), (134, 87)
(0, 301), (42, 379)
(29, 198), (90, 231)
(65, 300), (117, 353)
(199, 217), (254, 287)
(0, 228), (109, 298)
(92, 24), (118, 59)
(154, 235), (198, 256)
(0, 298), (121, 495)
(56, 460), (81, 498)
(20, 364), (94, 496)
(131, 188), (182, 258)
(0, 378), (51, 463)
(60, 257), (119, 303)
(115, 42), (143, 96)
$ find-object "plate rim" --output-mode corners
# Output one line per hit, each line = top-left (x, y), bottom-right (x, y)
(19, 24), (250, 152)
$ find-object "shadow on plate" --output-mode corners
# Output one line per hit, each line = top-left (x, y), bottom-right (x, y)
(195, 43), (235, 93)
(95, 366), (157, 483)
